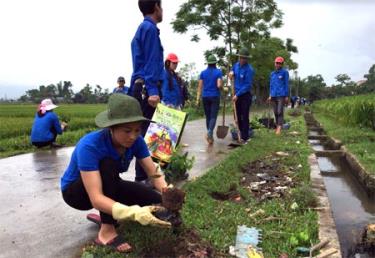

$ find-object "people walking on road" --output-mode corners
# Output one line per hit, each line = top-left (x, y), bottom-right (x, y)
(161, 53), (183, 109)
(129, 0), (164, 183)
(268, 56), (289, 135)
(196, 55), (223, 144)
(60, 94), (170, 253)
(30, 98), (67, 148)
(229, 47), (255, 143)
(113, 76), (129, 94)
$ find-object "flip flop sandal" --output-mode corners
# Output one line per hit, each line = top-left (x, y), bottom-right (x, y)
(94, 235), (132, 253)
(86, 213), (120, 228)
(87, 213), (101, 226)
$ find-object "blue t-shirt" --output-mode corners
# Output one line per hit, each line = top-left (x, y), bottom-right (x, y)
(130, 17), (164, 97)
(60, 129), (150, 191)
(199, 67), (223, 97)
(113, 86), (129, 95)
(232, 62), (255, 97)
(270, 68), (289, 97)
(161, 70), (182, 107)
(30, 111), (62, 143)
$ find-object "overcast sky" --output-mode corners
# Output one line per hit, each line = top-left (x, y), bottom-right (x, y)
(0, 0), (374, 99)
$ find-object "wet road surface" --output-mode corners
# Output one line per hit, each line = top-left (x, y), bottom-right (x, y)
(0, 117), (237, 258)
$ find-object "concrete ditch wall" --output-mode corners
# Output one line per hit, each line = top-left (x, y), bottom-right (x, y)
(309, 154), (342, 257)
(305, 112), (375, 198)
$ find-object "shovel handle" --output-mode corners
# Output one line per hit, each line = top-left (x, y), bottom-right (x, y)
(222, 96), (226, 125)
(230, 77), (241, 141)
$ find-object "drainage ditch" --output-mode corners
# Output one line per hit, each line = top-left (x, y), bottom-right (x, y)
(305, 112), (375, 258)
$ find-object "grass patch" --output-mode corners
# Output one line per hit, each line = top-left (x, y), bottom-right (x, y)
(83, 114), (318, 257)
(313, 111), (375, 175)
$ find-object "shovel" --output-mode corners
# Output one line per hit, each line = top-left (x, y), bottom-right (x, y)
(231, 78), (241, 142)
(228, 77), (242, 147)
(216, 87), (229, 139)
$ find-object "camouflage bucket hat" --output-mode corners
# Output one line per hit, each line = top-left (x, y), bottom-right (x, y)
(206, 55), (218, 64)
(95, 94), (149, 128)
(237, 47), (250, 58)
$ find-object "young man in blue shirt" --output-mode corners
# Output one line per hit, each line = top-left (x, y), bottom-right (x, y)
(113, 76), (129, 94)
(229, 47), (255, 143)
(268, 56), (289, 135)
(129, 0), (164, 183)
(61, 94), (170, 253)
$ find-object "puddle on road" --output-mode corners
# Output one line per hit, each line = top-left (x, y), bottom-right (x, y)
(317, 154), (375, 257)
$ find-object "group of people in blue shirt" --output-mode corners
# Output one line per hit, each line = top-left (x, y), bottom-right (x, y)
(195, 48), (289, 143)
(29, 0), (290, 253)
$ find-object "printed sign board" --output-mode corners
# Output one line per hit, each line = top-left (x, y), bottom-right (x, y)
(144, 103), (188, 163)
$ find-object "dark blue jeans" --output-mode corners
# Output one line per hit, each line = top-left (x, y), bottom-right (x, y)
(202, 96), (220, 137)
(235, 92), (252, 141)
(133, 80), (159, 181)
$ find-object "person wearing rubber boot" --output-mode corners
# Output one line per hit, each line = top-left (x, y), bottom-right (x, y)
(30, 98), (67, 148)
(229, 47), (255, 144)
(268, 56), (289, 135)
(161, 53), (183, 109)
(196, 54), (223, 145)
(129, 0), (164, 184)
(61, 94), (170, 253)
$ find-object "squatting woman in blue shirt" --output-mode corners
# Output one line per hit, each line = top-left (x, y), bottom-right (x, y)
(161, 53), (183, 109)
(61, 94), (170, 253)
(30, 98), (66, 148)
(268, 56), (289, 135)
(196, 55), (223, 144)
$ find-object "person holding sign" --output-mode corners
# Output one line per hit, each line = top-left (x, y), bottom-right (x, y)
(60, 94), (170, 253)
(129, 0), (164, 183)
(196, 55), (223, 144)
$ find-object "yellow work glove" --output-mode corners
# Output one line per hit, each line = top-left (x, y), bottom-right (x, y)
(112, 202), (171, 228)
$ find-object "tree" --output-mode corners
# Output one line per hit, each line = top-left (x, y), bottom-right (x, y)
(56, 81), (74, 101)
(364, 64), (375, 83)
(251, 37), (298, 101)
(178, 62), (199, 108)
(359, 64), (375, 94)
(172, 0), (283, 62)
(335, 74), (351, 87)
(172, 0), (298, 103)
(302, 75), (326, 102)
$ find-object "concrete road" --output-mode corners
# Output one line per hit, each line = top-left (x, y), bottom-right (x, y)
(0, 117), (237, 258)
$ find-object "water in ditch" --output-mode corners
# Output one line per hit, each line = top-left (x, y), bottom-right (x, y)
(314, 150), (375, 257)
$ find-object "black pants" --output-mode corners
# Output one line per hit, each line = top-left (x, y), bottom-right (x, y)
(235, 92), (252, 141)
(32, 128), (57, 148)
(272, 97), (286, 126)
(62, 158), (161, 225)
(133, 81), (159, 181)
